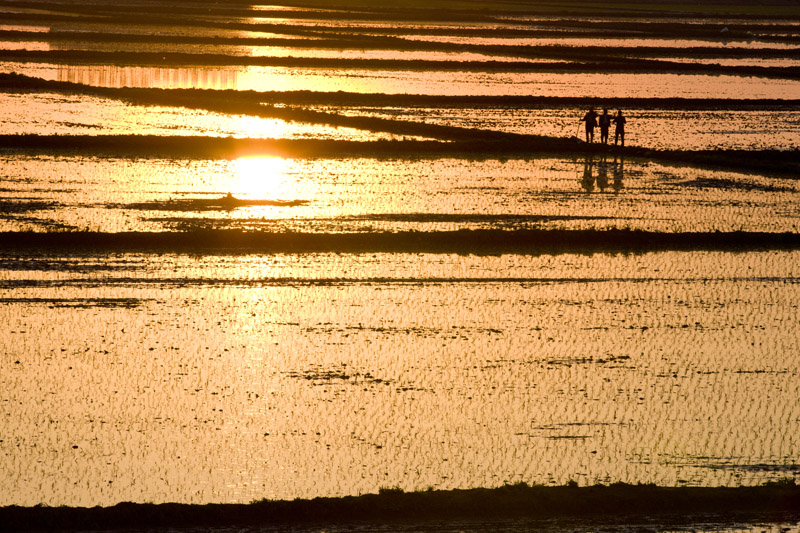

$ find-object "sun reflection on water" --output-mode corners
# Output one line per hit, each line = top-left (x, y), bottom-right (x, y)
(231, 113), (287, 139)
(233, 155), (290, 198)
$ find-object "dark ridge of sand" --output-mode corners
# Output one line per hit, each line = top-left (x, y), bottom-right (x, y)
(147, 214), (619, 232)
(4, 50), (800, 79)
(2, 135), (799, 178)
(2, 229), (800, 254)
(113, 196), (310, 211)
(0, 483), (798, 532)
(0, 296), (146, 308)
(0, 199), (61, 214)
(5, 72), (800, 111)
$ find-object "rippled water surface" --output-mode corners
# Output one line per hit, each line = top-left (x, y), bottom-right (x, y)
(2, 155), (799, 233)
(4, 62), (798, 97)
(329, 106), (800, 151)
(1, 251), (799, 506)
(0, 93), (417, 141)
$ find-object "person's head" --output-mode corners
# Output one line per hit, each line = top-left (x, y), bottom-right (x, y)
(589, 107), (594, 112)
(617, 110), (624, 116)
(603, 108), (609, 114)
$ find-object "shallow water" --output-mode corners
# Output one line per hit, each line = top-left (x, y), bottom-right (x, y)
(2, 40), (540, 62)
(2, 155), (798, 234)
(4, 62), (798, 97)
(5, 90), (799, 150)
(0, 92), (420, 141)
(1, 250), (799, 506)
(329, 106), (800, 151)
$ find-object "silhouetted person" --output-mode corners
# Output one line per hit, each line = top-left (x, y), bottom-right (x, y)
(580, 156), (595, 192)
(597, 154), (609, 192)
(612, 155), (625, 192)
(598, 108), (611, 144)
(613, 110), (627, 146)
(581, 108), (598, 143)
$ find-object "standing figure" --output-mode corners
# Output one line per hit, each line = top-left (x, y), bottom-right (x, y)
(613, 110), (627, 147)
(598, 109), (611, 144)
(581, 108), (598, 143)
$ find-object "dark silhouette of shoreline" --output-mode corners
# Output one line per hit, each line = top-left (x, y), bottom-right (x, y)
(1, 482), (798, 532)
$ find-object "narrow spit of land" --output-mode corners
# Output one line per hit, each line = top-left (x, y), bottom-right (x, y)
(0, 483), (798, 532)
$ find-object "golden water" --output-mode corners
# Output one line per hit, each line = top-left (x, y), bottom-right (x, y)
(1, 251), (799, 506)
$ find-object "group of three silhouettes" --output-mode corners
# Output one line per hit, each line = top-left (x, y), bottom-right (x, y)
(581, 108), (626, 146)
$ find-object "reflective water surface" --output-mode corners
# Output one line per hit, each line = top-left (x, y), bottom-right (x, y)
(0, 92), (420, 141)
(1, 250), (799, 506)
(2, 155), (798, 234)
(328, 106), (800, 151)
(4, 62), (798, 97)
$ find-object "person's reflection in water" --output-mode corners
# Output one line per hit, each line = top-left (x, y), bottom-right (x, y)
(580, 156), (595, 192)
(612, 155), (625, 193)
(596, 154), (609, 192)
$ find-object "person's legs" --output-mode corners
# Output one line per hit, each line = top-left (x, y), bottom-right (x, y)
(620, 131), (625, 146)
